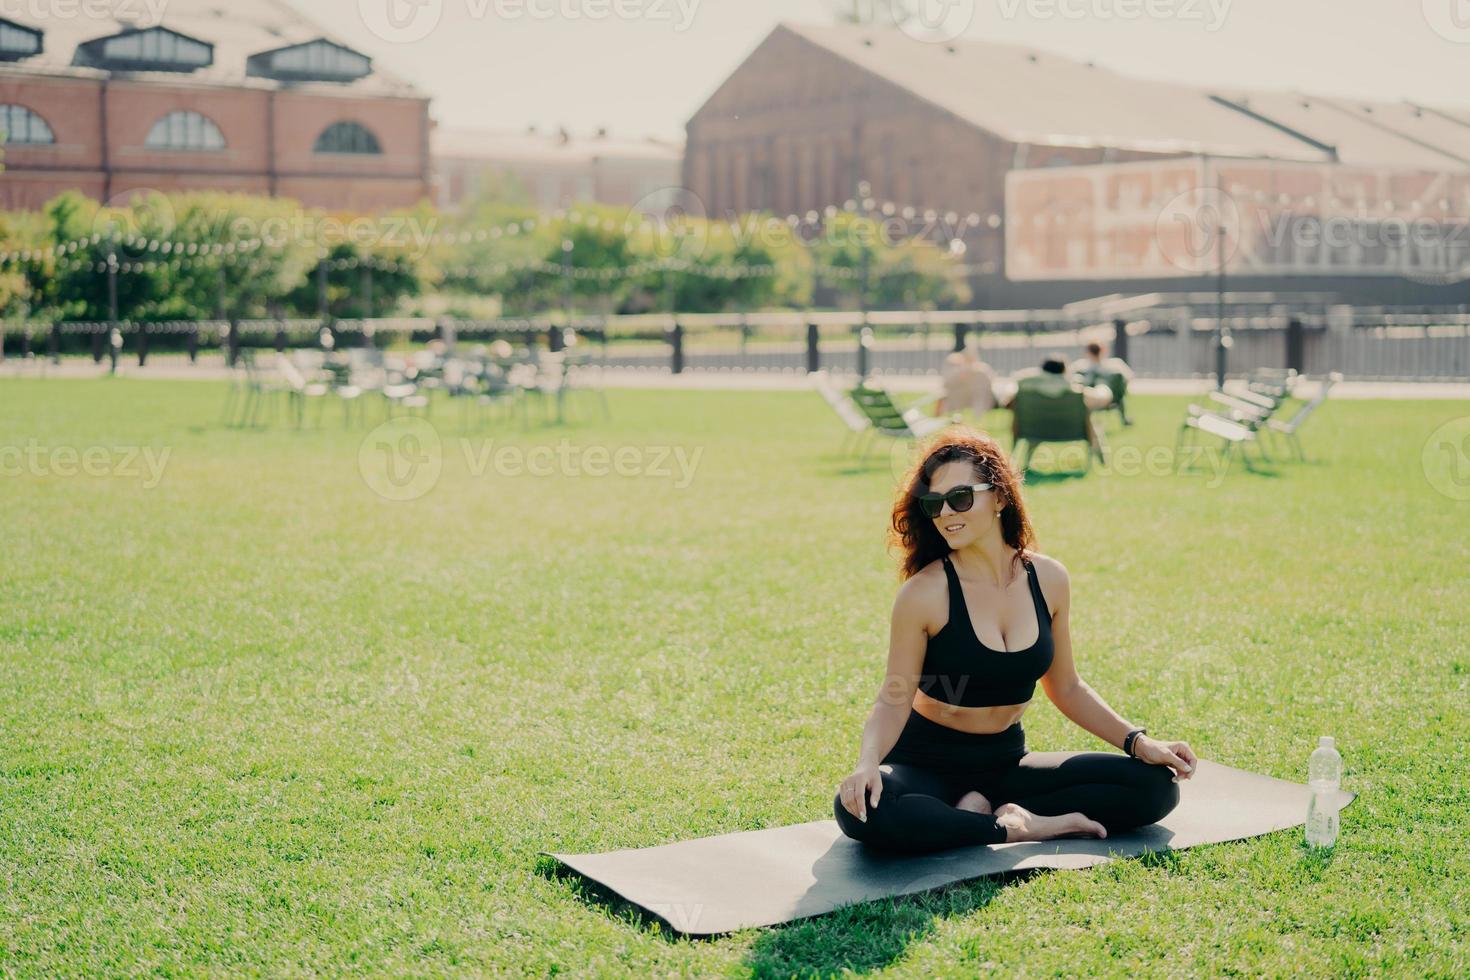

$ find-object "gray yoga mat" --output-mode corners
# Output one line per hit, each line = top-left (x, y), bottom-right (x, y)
(544, 758), (1357, 936)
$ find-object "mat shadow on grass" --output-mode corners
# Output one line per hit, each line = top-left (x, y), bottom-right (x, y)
(542, 759), (1356, 942)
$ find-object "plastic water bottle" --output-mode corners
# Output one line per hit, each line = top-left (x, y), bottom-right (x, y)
(1305, 736), (1341, 848)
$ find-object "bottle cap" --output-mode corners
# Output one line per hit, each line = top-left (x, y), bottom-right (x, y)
(1318, 736), (1334, 748)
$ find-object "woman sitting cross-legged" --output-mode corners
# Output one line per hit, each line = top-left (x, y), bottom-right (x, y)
(834, 427), (1198, 853)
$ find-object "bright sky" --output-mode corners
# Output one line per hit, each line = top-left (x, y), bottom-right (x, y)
(316, 0), (1470, 142)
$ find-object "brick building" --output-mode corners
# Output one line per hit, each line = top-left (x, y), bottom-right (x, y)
(0, 0), (431, 214)
(686, 22), (1470, 306)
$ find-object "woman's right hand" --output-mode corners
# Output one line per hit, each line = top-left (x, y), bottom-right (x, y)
(837, 764), (884, 822)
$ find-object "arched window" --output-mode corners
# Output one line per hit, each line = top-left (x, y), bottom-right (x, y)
(314, 121), (381, 155)
(145, 110), (225, 151)
(0, 103), (54, 144)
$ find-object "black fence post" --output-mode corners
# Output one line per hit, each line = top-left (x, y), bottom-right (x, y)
(226, 320), (240, 368)
(806, 322), (820, 373)
(1215, 321), (1230, 390)
(1112, 317), (1129, 364)
(137, 321), (149, 367)
(953, 321), (967, 353)
(669, 320), (684, 375)
(49, 322), (59, 364)
(548, 323), (564, 352)
(1286, 316), (1304, 373)
(857, 325), (872, 379)
(187, 325), (198, 364)
(91, 324), (105, 363)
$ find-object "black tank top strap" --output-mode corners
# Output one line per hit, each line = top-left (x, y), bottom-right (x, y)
(940, 554), (964, 617)
(1022, 556), (1050, 621)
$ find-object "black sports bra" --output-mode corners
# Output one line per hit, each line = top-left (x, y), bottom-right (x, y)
(917, 553), (1054, 708)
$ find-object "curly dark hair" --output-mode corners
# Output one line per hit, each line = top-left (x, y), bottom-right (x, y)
(888, 426), (1036, 581)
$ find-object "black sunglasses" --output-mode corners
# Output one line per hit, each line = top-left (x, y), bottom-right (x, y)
(917, 482), (995, 519)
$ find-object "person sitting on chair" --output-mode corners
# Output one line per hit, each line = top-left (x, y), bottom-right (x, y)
(1004, 354), (1112, 448)
(936, 338), (998, 418)
(833, 428), (1196, 854)
(1069, 341), (1135, 387)
(1071, 342), (1134, 426)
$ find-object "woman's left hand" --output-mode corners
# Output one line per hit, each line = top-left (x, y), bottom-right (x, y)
(1132, 737), (1199, 781)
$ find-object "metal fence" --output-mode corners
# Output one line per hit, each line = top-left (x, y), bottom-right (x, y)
(4, 304), (1469, 382)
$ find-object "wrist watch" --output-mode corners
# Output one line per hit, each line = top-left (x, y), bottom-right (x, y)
(1123, 728), (1147, 758)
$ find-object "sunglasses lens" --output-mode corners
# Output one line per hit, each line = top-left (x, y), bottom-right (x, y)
(948, 486), (976, 513)
(919, 493), (943, 518)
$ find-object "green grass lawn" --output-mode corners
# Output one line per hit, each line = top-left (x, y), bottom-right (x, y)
(1, 377), (1466, 976)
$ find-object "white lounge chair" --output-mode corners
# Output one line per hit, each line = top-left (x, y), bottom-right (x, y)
(810, 369), (872, 455)
(1265, 372), (1340, 461)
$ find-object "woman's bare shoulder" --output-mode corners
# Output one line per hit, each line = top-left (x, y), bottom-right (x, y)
(1025, 551), (1071, 610)
(893, 558), (949, 624)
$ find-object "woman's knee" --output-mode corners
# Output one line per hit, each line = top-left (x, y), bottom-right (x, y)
(833, 790), (904, 846)
(1135, 764), (1181, 822)
(833, 792), (866, 841)
(834, 791), (884, 842)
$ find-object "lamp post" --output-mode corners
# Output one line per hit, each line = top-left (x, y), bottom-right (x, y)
(560, 237), (574, 328)
(1214, 222), (1229, 391)
(106, 242), (119, 373)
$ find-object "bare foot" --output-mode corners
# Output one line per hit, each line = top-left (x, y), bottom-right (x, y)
(955, 790), (993, 815)
(993, 802), (1107, 843)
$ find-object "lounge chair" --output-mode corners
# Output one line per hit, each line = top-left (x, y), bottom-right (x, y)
(223, 348), (291, 428)
(1082, 368), (1131, 427)
(1264, 372), (1340, 461)
(846, 382), (954, 459)
(1011, 374), (1106, 472)
(1175, 408), (1268, 473)
(811, 370), (872, 455)
(277, 351), (331, 428)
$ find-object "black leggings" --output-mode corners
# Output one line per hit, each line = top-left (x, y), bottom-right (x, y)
(833, 708), (1180, 854)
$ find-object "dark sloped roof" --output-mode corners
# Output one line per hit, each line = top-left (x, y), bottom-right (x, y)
(776, 22), (1331, 162)
(1217, 90), (1470, 169)
(0, 0), (419, 97)
(1336, 99), (1470, 167)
